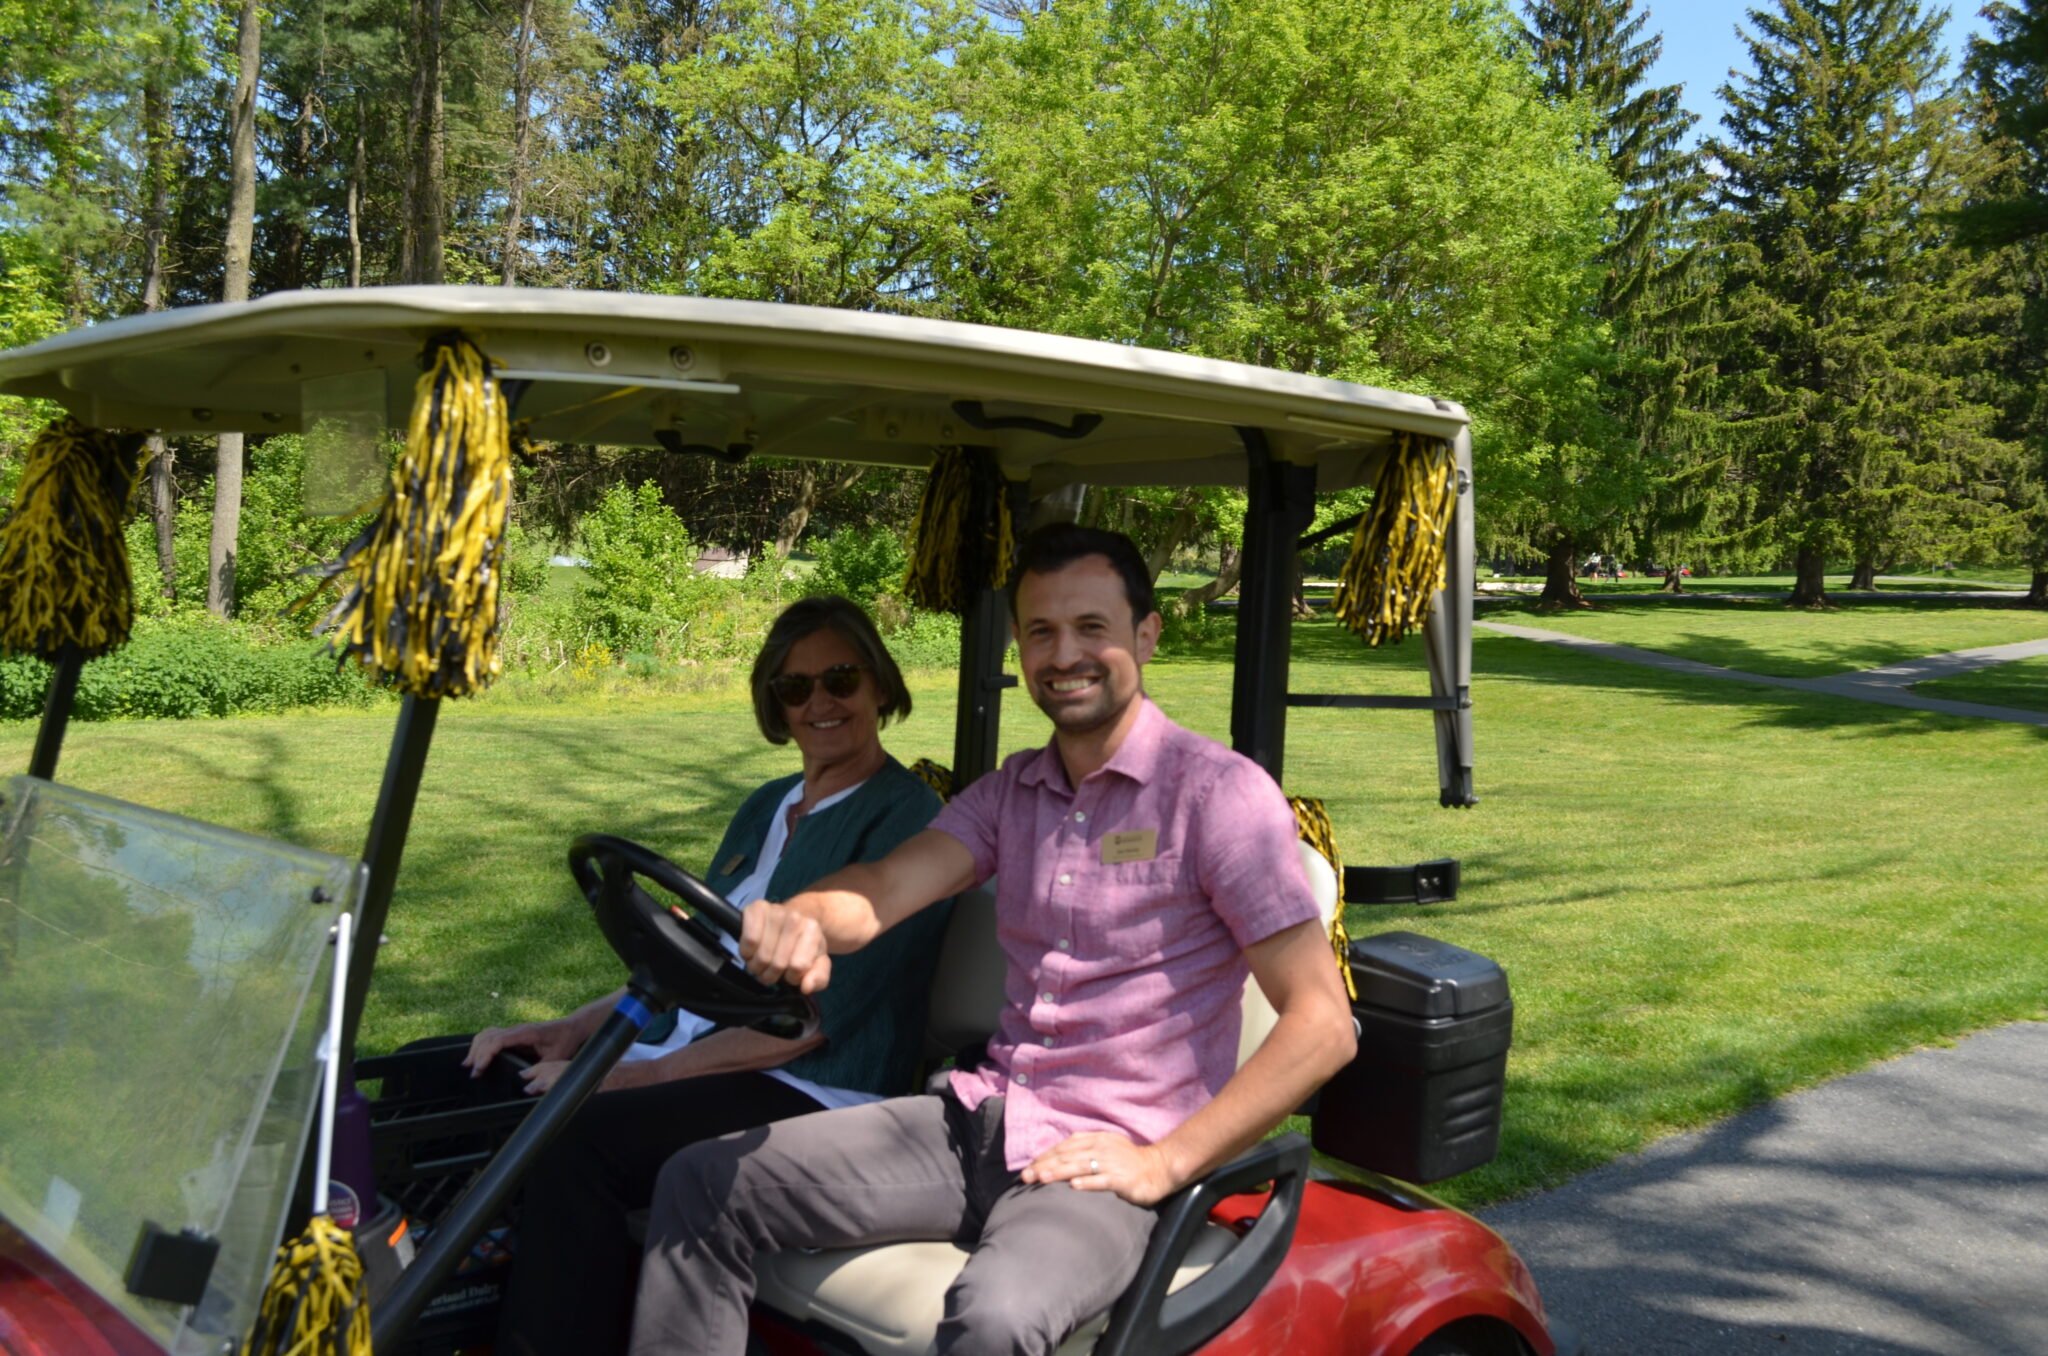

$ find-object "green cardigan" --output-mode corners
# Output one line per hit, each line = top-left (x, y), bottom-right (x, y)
(696, 756), (952, 1099)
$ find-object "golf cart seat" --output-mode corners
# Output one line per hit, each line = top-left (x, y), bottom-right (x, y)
(753, 843), (1340, 1355)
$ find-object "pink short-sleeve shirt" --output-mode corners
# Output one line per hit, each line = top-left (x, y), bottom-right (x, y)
(931, 697), (1319, 1169)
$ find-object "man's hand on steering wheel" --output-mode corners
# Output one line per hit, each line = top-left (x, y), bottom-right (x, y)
(740, 900), (834, 994)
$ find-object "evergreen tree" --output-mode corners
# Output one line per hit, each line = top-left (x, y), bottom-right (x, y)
(1961, 1), (2048, 604)
(1711, 0), (2000, 606)
(1521, 0), (1716, 604)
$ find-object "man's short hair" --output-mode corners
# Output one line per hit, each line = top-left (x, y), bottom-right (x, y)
(1008, 524), (1156, 625)
(750, 595), (912, 745)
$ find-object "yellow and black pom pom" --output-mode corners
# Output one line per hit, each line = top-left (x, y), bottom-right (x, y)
(243, 1214), (371, 1356)
(318, 334), (511, 699)
(0, 416), (146, 661)
(908, 758), (956, 803)
(903, 447), (1015, 616)
(1288, 795), (1357, 1001)
(1331, 432), (1456, 647)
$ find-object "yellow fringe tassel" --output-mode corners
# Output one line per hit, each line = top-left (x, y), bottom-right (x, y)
(907, 758), (956, 803)
(1331, 432), (1456, 647)
(0, 416), (145, 660)
(243, 1214), (371, 1356)
(1288, 796), (1357, 1001)
(904, 447), (1015, 616)
(319, 335), (511, 699)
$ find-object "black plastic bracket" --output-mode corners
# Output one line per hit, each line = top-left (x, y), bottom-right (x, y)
(951, 400), (1102, 441)
(1344, 858), (1461, 905)
(124, 1221), (218, 1306)
(653, 428), (752, 464)
(1092, 1133), (1311, 1356)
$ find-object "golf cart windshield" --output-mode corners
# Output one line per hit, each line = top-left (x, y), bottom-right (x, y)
(0, 776), (360, 1353)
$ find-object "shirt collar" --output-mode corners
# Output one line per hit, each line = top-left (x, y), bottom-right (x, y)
(1018, 695), (1163, 793)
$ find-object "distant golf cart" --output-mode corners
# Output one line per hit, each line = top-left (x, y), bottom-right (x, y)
(0, 290), (1574, 1356)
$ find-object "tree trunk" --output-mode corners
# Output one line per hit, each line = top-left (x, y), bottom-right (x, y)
(1142, 491), (1199, 581)
(501, 0), (536, 286)
(1788, 546), (1827, 607)
(1537, 540), (1587, 608)
(208, 0), (261, 619)
(1849, 557), (1877, 590)
(773, 466), (818, 556)
(1661, 564), (1683, 594)
(278, 84), (315, 291)
(2028, 569), (2046, 606)
(347, 107), (364, 287)
(141, 33), (176, 601)
(403, 0), (447, 285)
(1170, 544), (1241, 615)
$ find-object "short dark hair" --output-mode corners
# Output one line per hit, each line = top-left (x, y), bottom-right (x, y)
(750, 596), (912, 745)
(1007, 523), (1156, 625)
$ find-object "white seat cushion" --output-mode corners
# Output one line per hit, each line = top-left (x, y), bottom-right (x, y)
(754, 1221), (1242, 1356)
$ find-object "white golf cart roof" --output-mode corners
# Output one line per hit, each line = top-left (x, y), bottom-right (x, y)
(0, 287), (1468, 491)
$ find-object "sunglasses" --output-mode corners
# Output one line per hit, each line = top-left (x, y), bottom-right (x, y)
(769, 663), (866, 707)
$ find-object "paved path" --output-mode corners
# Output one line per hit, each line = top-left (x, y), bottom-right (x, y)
(1483, 1023), (2048, 1355)
(1476, 622), (2048, 728)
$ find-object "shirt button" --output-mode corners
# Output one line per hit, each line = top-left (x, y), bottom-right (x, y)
(1057, 938), (1071, 951)
(1057, 872), (1072, 886)
(1042, 1036), (1055, 1047)
(1015, 1073), (1029, 1086)
(1042, 992), (1055, 1004)
(1074, 811), (1086, 823)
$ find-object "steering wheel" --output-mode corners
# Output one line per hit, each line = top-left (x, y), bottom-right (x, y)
(567, 833), (818, 1041)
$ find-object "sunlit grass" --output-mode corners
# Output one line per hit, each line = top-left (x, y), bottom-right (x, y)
(1914, 654), (2048, 714)
(4, 614), (2045, 1208)
(1492, 598), (2048, 679)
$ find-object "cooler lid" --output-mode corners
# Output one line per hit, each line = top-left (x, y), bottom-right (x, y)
(1348, 931), (1508, 1019)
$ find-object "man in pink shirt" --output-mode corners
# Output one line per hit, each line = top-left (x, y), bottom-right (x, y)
(629, 525), (1356, 1356)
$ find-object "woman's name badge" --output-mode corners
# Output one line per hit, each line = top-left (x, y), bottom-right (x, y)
(1099, 829), (1158, 864)
(721, 853), (748, 875)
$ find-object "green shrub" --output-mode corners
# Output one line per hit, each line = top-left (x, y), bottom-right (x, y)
(807, 525), (909, 608)
(572, 481), (713, 655)
(0, 614), (385, 722)
(881, 608), (964, 670)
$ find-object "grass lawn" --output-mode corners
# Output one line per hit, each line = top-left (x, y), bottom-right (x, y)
(1914, 654), (2048, 714)
(4, 614), (2046, 1211)
(1493, 598), (2048, 679)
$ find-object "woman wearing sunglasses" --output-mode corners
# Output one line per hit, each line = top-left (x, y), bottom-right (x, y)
(469, 595), (954, 1356)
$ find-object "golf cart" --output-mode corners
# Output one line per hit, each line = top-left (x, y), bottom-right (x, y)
(0, 289), (1571, 1356)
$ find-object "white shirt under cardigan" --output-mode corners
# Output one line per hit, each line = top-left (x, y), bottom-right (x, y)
(615, 777), (882, 1112)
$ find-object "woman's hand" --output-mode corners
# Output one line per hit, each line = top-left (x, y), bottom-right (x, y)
(463, 1018), (583, 1078)
(1020, 1132), (1180, 1207)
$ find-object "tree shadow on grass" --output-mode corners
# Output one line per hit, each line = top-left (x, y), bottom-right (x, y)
(1476, 633), (2048, 743)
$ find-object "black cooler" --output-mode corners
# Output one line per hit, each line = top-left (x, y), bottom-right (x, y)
(1311, 931), (1513, 1184)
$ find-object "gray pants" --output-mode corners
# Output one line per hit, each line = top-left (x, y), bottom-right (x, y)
(629, 1092), (1158, 1356)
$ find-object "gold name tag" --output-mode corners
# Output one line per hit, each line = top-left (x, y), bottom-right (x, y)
(721, 853), (749, 876)
(1099, 829), (1159, 864)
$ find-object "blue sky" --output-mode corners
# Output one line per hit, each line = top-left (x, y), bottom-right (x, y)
(1637, 3), (1996, 143)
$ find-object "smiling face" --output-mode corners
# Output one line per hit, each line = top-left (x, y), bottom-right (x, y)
(775, 626), (884, 771)
(1013, 555), (1161, 736)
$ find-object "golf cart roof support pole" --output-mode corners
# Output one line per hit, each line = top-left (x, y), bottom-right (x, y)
(339, 693), (441, 1064)
(26, 646), (84, 781)
(1230, 428), (1317, 784)
(1421, 428), (1476, 807)
(950, 471), (1030, 793)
